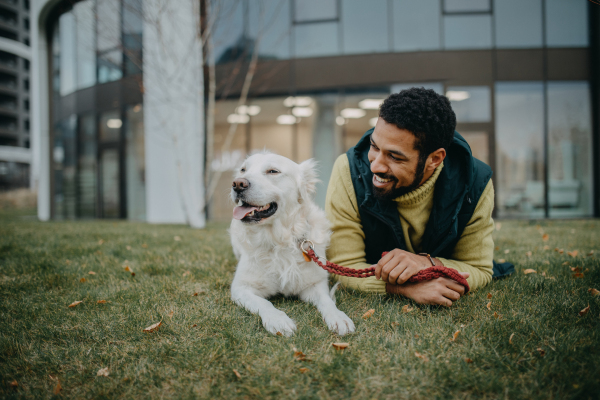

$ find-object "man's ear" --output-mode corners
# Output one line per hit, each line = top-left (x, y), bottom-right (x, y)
(297, 159), (320, 203)
(426, 148), (446, 172)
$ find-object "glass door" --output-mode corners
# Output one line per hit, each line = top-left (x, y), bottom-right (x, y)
(98, 111), (124, 218)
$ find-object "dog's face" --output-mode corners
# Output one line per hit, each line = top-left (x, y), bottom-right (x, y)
(231, 152), (318, 224)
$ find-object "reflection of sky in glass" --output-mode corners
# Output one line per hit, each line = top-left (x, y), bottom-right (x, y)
(74, 1), (95, 89)
(447, 86), (490, 123)
(444, 15), (491, 49)
(393, 0), (440, 52)
(342, 0), (388, 54)
(494, 0), (542, 48)
(248, 0), (290, 60)
(444, 0), (490, 13)
(295, 0), (337, 22)
(546, 0), (588, 47)
(212, 0), (244, 63)
(294, 22), (339, 58)
(58, 12), (75, 96)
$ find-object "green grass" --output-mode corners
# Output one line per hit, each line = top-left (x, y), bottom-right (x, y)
(1, 211), (599, 399)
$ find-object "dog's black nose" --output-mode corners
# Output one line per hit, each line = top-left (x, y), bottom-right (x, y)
(232, 178), (250, 193)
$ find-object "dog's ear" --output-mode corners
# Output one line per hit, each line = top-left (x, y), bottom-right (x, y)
(298, 159), (319, 203)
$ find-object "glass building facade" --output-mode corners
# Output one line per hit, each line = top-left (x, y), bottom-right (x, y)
(47, 0), (598, 221)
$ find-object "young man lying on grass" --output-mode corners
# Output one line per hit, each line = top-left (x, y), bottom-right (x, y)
(325, 88), (495, 306)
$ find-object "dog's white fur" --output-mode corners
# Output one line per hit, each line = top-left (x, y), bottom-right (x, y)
(229, 152), (355, 336)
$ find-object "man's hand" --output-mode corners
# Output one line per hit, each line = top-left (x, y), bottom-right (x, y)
(375, 249), (432, 285)
(386, 272), (471, 307)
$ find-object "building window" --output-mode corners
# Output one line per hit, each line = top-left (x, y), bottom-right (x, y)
(123, 0), (143, 75)
(248, 0), (291, 60)
(392, 0), (441, 52)
(125, 104), (145, 220)
(443, 0), (490, 13)
(78, 113), (97, 218)
(294, 0), (338, 23)
(446, 86), (491, 123)
(444, 14), (492, 49)
(545, 0), (588, 47)
(494, 0), (542, 48)
(341, 0), (389, 54)
(97, 0), (123, 83)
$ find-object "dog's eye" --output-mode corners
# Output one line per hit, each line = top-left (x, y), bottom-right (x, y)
(267, 169), (280, 174)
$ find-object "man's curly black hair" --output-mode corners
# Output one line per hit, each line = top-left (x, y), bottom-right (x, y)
(379, 87), (456, 159)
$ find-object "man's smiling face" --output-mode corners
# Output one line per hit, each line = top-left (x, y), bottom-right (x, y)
(367, 118), (427, 200)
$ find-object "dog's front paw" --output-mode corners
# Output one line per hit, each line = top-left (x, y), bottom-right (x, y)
(324, 310), (355, 336)
(262, 310), (297, 337)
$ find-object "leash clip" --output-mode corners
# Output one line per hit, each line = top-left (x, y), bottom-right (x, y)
(300, 240), (316, 262)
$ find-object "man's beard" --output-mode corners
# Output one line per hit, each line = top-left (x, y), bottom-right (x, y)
(372, 156), (427, 201)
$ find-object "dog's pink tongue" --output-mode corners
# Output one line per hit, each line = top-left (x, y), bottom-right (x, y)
(233, 205), (259, 220)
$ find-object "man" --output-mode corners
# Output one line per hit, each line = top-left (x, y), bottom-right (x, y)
(325, 88), (495, 306)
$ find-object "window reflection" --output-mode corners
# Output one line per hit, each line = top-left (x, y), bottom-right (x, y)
(294, 22), (339, 58)
(97, 0), (123, 83)
(548, 82), (592, 217)
(444, 0), (490, 13)
(126, 104), (146, 220)
(248, 0), (290, 60)
(78, 114), (97, 218)
(392, 0), (440, 52)
(295, 0), (337, 22)
(123, 0), (143, 75)
(495, 82), (545, 218)
(99, 111), (121, 142)
(53, 115), (77, 219)
(341, 0), (388, 54)
(74, 1), (96, 89)
(446, 86), (490, 123)
(545, 0), (588, 47)
(212, 0), (245, 64)
(444, 15), (491, 49)
(494, 0), (542, 48)
(58, 11), (75, 96)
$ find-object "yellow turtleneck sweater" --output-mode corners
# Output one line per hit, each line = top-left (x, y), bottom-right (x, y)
(325, 154), (494, 294)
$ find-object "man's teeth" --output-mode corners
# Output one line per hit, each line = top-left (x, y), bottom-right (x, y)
(374, 175), (391, 183)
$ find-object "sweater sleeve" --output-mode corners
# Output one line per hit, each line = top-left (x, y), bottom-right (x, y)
(325, 154), (386, 294)
(436, 179), (495, 291)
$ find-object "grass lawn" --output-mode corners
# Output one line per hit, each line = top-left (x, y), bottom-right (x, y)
(1, 211), (599, 399)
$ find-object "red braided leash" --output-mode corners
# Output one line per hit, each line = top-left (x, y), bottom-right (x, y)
(303, 245), (470, 294)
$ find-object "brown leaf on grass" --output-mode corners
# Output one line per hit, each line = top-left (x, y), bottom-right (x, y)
(450, 330), (460, 342)
(541, 272), (546, 277)
(495, 246), (500, 251)
(401, 305), (413, 313)
(126, 245), (132, 251)
(183, 271), (191, 277)
(97, 300), (107, 304)
(464, 358), (473, 363)
(391, 322), (400, 327)
(504, 249), (510, 254)
(509, 333), (515, 344)
(567, 250), (579, 257)
(486, 302), (491, 310)
(579, 305), (590, 316)
(495, 222), (501, 231)
(276, 331), (282, 336)
(525, 251), (532, 257)
(299, 367), (309, 373)
(523, 269), (537, 274)
(493, 312), (501, 319)
(487, 293), (492, 299)
(124, 266), (135, 276)
(537, 348), (545, 357)
(573, 273), (584, 278)
(98, 239), (104, 245)
(542, 234), (549, 242)
(97, 367), (109, 377)
(143, 321), (162, 333)
(141, 243), (148, 248)
(414, 352), (429, 362)
(498, 259), (506, 263)
(362, 309), (375, 319)
(192, 292), (199, 296)
(53, 381), (62, 395)
(88, 271), (96, 275)
(543, 245), (550, 250)
(232, 369), (241, 379)
(191, 324), (197, 328)
(80, 278), (86, 283)
(588, 288), (600, 296)
(9, 380), (17, 388)
(587, 250), (594, 256)
(294, 349), (309, 360)
(68, 300), (83, 308)
(562, 262), (570, 266)
(571, 266), (582, 272)
(332, 343), (349, 350)
(559, 249), (564, 254)
(168, 310), (174, 319)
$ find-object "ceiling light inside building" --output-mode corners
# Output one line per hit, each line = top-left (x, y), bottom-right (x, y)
(277, 115), (297, 125)
(227, 114), (250, 124)
(446, 90), (470, 102)
(236, 105), (261, 116)
(106, 119), (122, 129)
(359, 99), (384, 109)
(369, 117), (378, 127)
(283, 96), (313, 107)
(292, 107), (313, 117)
(133, 104), (142, 113)
(340, 108), (366, 119)
(336, 116), (346, 126)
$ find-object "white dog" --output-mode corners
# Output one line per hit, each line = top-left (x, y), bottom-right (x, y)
(229, 152), (355, 337)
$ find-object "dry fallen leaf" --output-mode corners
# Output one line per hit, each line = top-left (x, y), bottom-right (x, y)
(504, 249), (510, 254)
(573, 273), (584, 278)
(543, 245), (550, 250)
(487, 293), (492, 299)
(124, 266), (135, 276)
(401, 305), (413, 313)
(464, 358), (473, 363)
(276, 331), (282, 336)
(332, 343), (349, 350)
(183, 271), (191, 277)
(294, 350), (309, 361)
(232, 369), (241, 379)
(542, 234), (549, 242)
(495, 246), (500, 251)
(587, 250), (594, 256)
(525, 251), (532, 257)
(450, 330), (460, 342)
(567, 250), (579, 257)
(537, 348), (545, 357)
(192, 292), (199, 296)
(486, 302), (491, 310)
(391, 322), (399, 327)
(498, 259), (506, 263)
(362, 309), (375, 319)
(523, 269), (537, 274)
(68, 300), (83, 308)
(80, 278), (86, 283)
(9, 380), (17, 388)
(571, 266), (582, 272)
(299, 367), (309, 374)
(509, 333), (515, 344)
(579, 305), (590, 316)
(588, 288), (600, 296)
(414, 352), (429, 362)
(126, 245), (132, 250)
(88, 271), (96, 275)
(168, 310), (174, 319)
(143, 321), (162, 333)
(493, 312), (501, 319)
(97, 367), (109, 377)
(98, 239), (104, 245)
(141, 243), (148, 248)
(174, 236), (181, 241)
(559, 249), (564, 254)
(191, 324), (197, 328)
(97, 300), (107, 304)
(53, 381), (62, 395)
